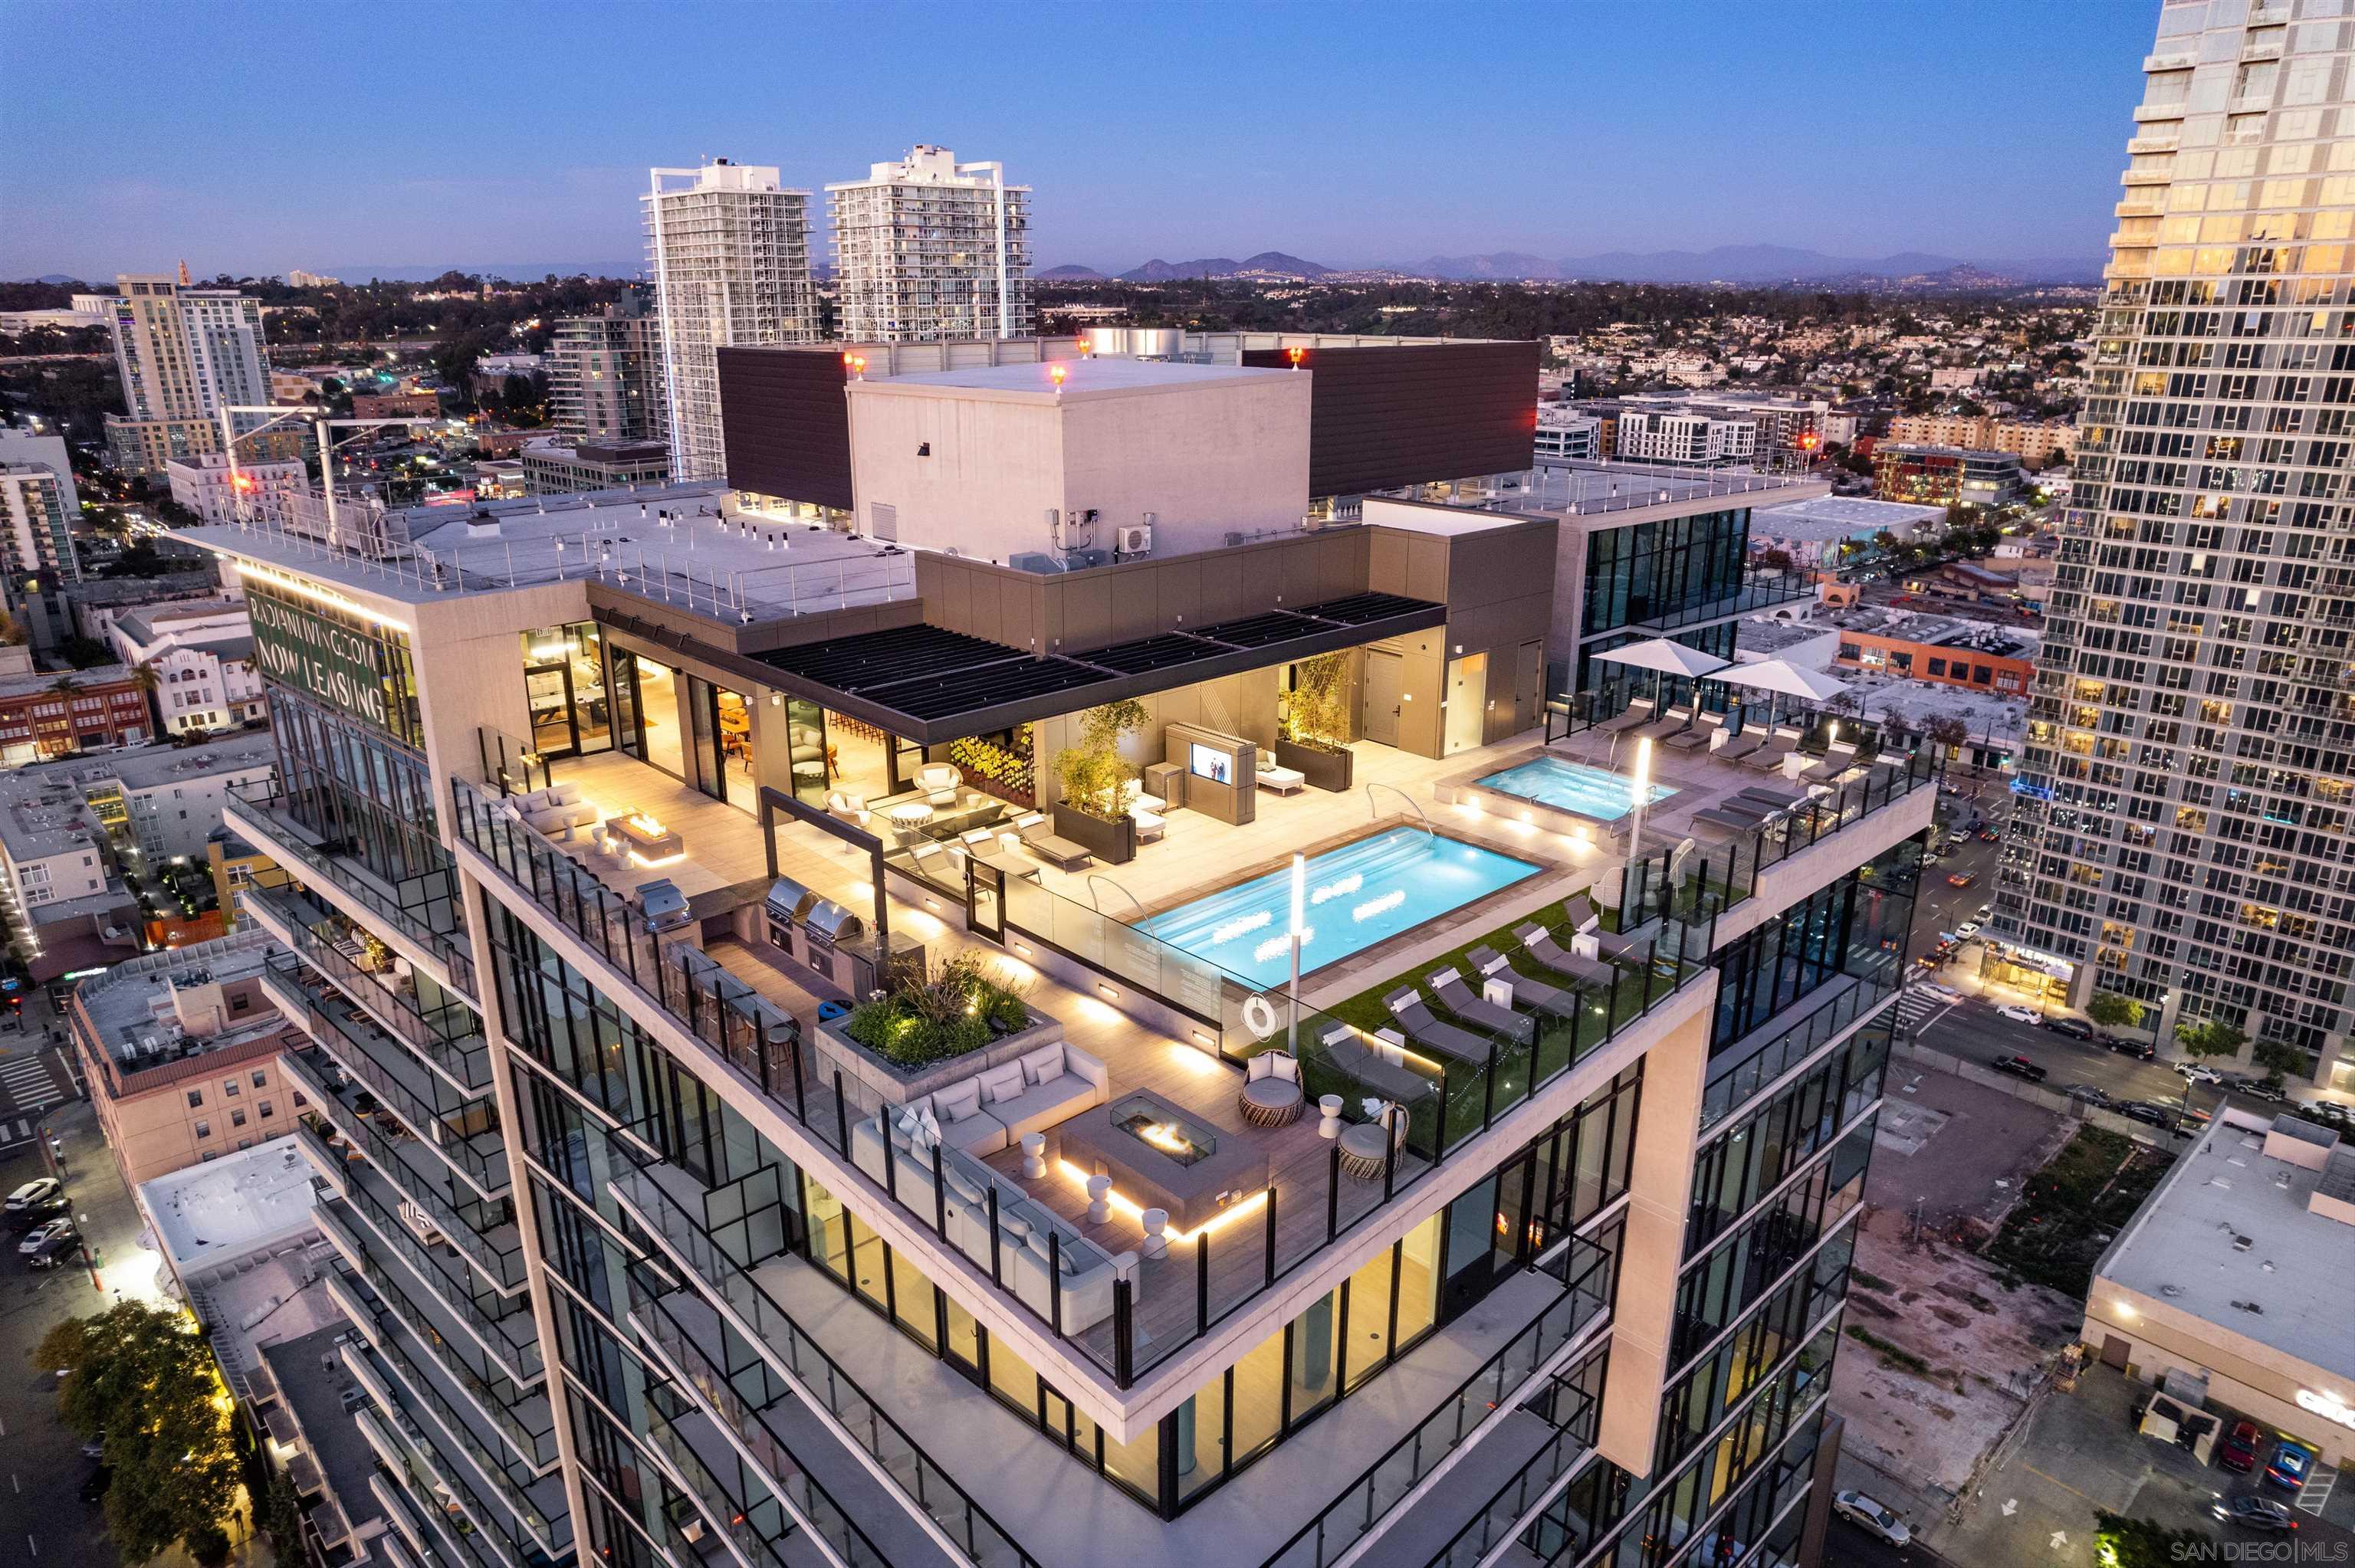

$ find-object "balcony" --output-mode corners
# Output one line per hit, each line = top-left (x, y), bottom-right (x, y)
(328, 1263), (565, 1537)
(321, 1228), (555, 1471)
(347, 1345), (553, 1568)
(226, 782), (478, 999)
(314, 1182), (543, 1383)
(267, 958), (508, 1199)
(633, 1374), (886, 1568)
(246, 877), (494, 1094)
(613, 1160), (1037, 1568)
(280, 1030), (509, 1209)
(371, 1471), (502, 1568)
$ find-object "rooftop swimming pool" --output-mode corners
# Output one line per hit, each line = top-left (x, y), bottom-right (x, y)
(1131, 826), (1540, 991)
(1476, 755), (1677, 823)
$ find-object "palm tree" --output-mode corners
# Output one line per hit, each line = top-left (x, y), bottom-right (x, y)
(46, 676), (80, 697)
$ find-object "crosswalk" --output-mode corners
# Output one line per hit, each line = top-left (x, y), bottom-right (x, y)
(1894, 989), (1958, 1035)
(0, 1045), (67, 1120)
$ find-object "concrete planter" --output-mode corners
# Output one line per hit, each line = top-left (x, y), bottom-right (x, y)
(810, 1007), (1065, 1115)
(1053, 803), (1136, 864)
(1275, 737), (1354, 792)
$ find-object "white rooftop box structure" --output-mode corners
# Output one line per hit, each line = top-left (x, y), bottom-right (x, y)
(844, 358), (1309, 569)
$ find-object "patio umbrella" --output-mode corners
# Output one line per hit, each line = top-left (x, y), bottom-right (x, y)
(1595, 638), (1732, 711)
(1710, 658), (1851, 727)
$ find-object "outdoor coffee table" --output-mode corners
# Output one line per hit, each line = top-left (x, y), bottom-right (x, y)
(1056, 1089), (1269, 1232)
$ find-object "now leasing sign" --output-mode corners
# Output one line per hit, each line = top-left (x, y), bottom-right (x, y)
(250, 590), (393, 732)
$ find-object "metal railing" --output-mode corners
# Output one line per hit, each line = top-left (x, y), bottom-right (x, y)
(317, 1183), (543, 1380)
(1260, 1235), (1614, 1568)
(248, 876), (494, 1093)
(612, 1161), (1040, 1568)
(455, 771), (1712, 1392)
(228, 782), (478, 996)
(1421, 1358), (1608, 1568)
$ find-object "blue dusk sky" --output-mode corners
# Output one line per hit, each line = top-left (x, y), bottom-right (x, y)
(3, 0), (2159, 281)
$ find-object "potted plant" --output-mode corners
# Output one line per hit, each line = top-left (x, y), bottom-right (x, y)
(1050, 700), (1145, 863)
(1276, 651), (1355, 790)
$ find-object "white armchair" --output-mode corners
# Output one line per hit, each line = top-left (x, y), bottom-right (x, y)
(825, 790), (868, 826)
(918, 763), (961, 807)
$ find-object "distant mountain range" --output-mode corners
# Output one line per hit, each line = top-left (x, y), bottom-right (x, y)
(1039, 244), (2105, 287)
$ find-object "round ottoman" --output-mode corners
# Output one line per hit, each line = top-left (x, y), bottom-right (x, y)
(1239, 1076), (1305, 1127)
(1338, 1121), (1394, 1181)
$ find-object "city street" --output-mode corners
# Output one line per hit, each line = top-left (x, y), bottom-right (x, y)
(0, 997), (171, 1568)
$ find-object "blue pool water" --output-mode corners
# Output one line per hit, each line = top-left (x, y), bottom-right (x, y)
(1131, 826), (1540, 989)
(1476, 756), (1677, 822)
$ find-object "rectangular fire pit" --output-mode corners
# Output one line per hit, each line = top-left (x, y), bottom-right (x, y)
(1057, 1088), (1269, 1232)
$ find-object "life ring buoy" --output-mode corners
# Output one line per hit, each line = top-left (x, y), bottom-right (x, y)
(1242, 994), (1278, 1038)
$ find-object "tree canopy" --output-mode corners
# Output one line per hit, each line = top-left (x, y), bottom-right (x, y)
(2174, 1018), (2248, 1060)
(35, 1301), (242, 1562)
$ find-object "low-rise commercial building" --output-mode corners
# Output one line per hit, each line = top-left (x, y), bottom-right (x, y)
(1748, 495), (1944, 572)
(1873, 442), (2024, 510)
(166, 451), (306, 526)
(2084, 1110), (2355, 1468)
(518, 435), (672, 494)
(350, 391), (440, 421)
(68, 930), (294, 1185)
(1534, 402), (1602, 461)
(1829, 607), (2036, 694)
(106, 597), (264, 732)
(0, 644), (152, 761)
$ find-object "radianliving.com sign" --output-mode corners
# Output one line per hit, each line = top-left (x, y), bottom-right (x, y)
(250, 590), (392, 733)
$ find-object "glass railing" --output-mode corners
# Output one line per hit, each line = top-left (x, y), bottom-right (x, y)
(328, 1232), (555, 1471)
(1700, 976), (1896, 1132)
(317, 1183), (543, 1380)
(460, 772), (1710, 1392)
(278, 1041), (524, 1288)
(1262, 1234), (1614, 1568)
(372, 1468), (502, 1568)
(1631, 569), (1815, 634)
(360, 1412), (516, 1568)
(635, 1387), (799, 1568)
(611, 1163), (1040, 1568)
(332, 1262), (559, 1533)
(228, 782), (478, 997)
(1622, 746), (1939, 931)
(1422, 1356), (1608, 1568)
(281, 1036), (511, 1212)
(248, 875), (494, 1092)
(634, 1342), (890, 1568)
(353, 1343), (544, 1568)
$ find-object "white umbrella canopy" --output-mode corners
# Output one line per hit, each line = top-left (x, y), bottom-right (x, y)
(1711, 658), (1851, 703)
(1595, 638), (1733, 679)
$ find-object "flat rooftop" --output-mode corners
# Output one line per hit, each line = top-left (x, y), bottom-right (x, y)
(1430, 460), (1825, 520)
(853, 358), (1292, 398)
(1751, 495), (1945, 538)
(140, 1137), (318, 1274)
(2100, 1116), (2355, 1381)
(74, 928), (280, 1064)
(0, 730), (277, 861)
(260, 1324), (389, 1553)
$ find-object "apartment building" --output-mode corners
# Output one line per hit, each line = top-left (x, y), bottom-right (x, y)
(0, 428), (82, 586)
(644, 161), (819, 482)
(1614, 410), (1759, 468)
(828, 144), (1033, 343)
(1993, 0), (2355, 1092)
(166, 450), (306, 526)
(166, 335), (1926, 1568)
(1536, 402), (1603, 461)
(100, 274), (274, 477)
(106, 596), (265, 732)
(352, 391), (441, 421)
(1885, 413), (2075, 468)
(548, 292), (665, 444)
(1870, 443), (2025, 510)
(67, 930), (294, 1185)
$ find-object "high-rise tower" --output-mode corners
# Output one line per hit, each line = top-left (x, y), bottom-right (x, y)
(642, 162), (818, 481)
(1992, 0), (2355, 1093)
(827, 144), (1033, 343)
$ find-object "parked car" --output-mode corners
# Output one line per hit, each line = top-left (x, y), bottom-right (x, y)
(76, 1467), (108, 1505)
(80, 1432), (104, 1460)
(1974, 904), (1993, 922)
(2064, 1084), (2113, 1106)
(18, 1218), (73, 1257)
(2106, 1037), (2155, 1061)
(2220, 1419), (2261, 1473)
(2176, 1062), (2225, 1086)
(2265, 1439), (2317, 1493)
(2044, 1016), (2095, 1041)
(5, 1178), (58, 1212)
(2232, 1078), (2290, 1104)
(1997, 1003), (2042, 1024)
(1991, 1055), (2048, 1083)
(1831, 1491), (1911, 1547)
(1948, 872), (1978, 887)
(2117, 1102), (2179, 1130)
(2214, 1495), (2298, 1533)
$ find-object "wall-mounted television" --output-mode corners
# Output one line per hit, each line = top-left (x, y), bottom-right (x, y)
(1189, 742), (1232, 786)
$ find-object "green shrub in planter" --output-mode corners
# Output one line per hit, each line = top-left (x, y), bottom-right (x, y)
(842, 953), (1033, 1068)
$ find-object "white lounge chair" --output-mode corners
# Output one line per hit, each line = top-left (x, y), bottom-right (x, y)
(1256, 749), (1307, 794)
